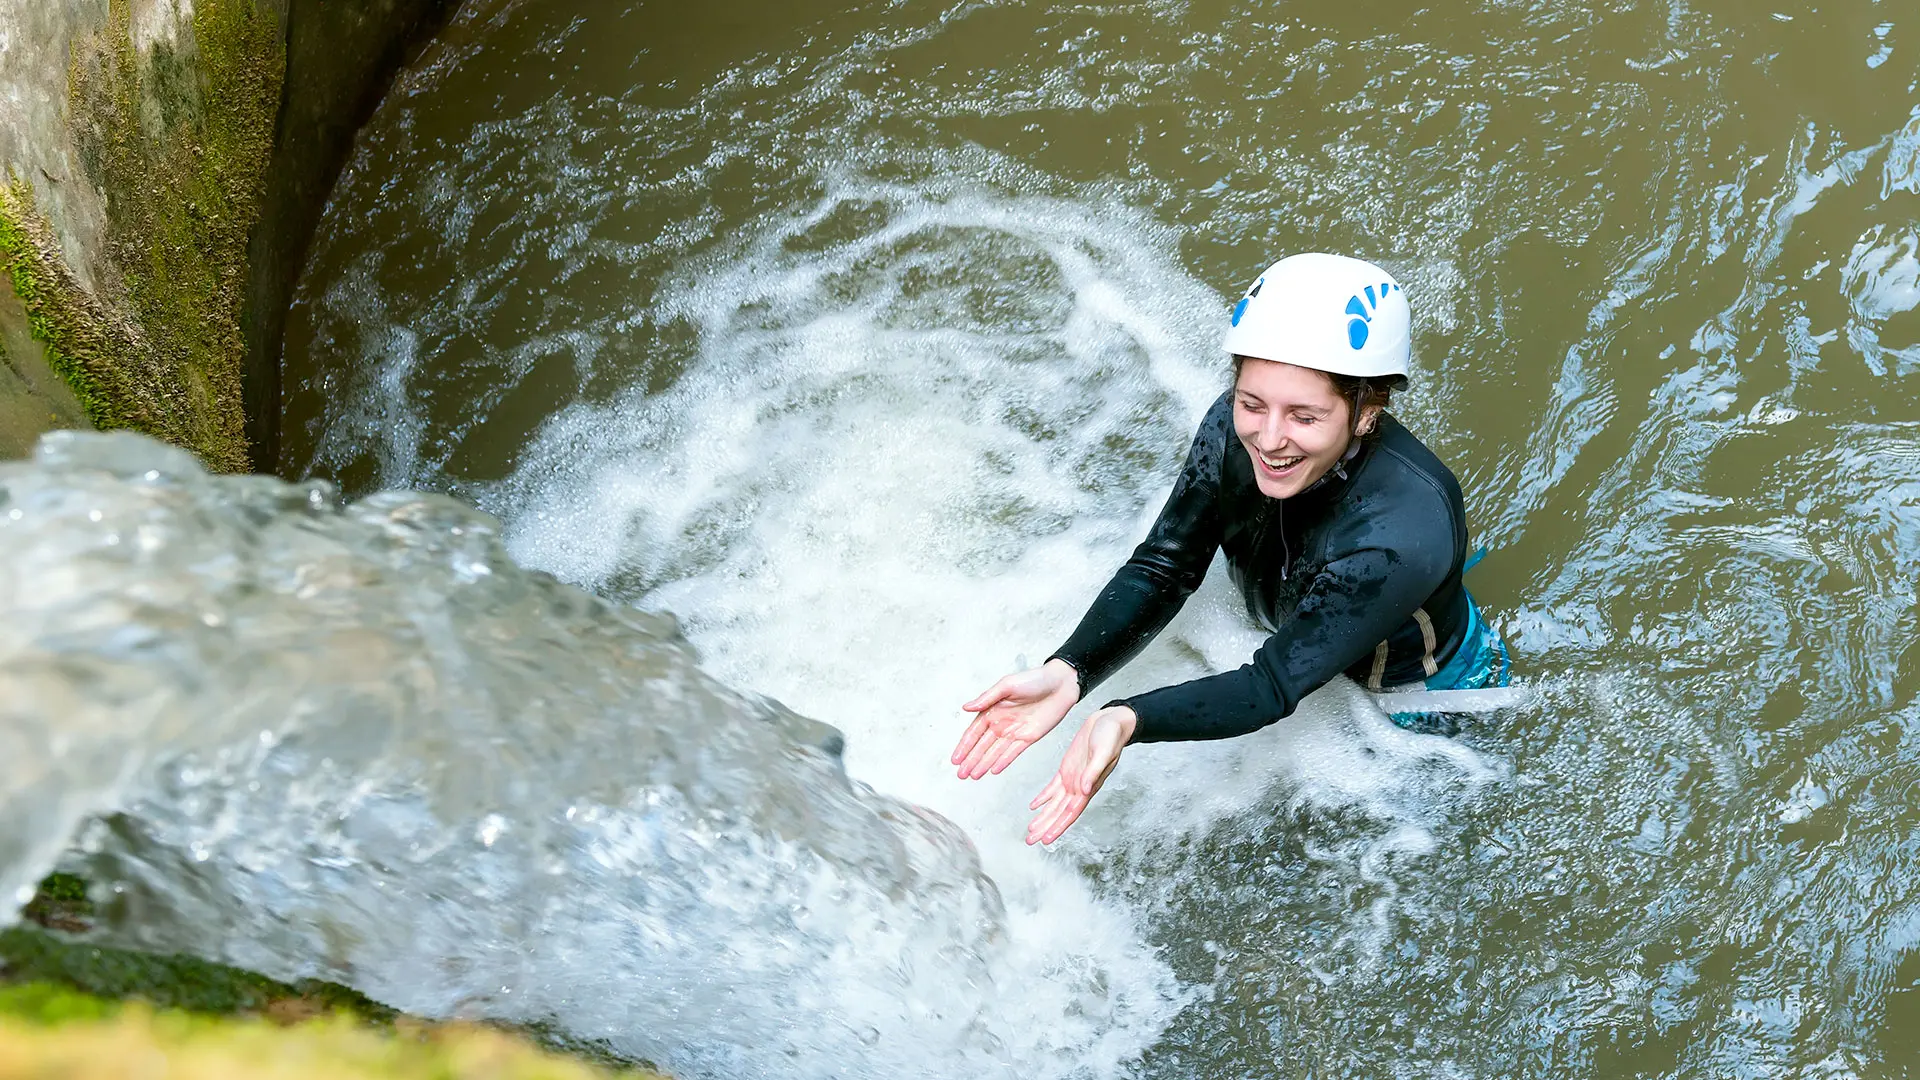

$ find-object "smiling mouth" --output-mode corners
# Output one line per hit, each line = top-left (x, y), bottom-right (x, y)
(1258, 451), (1305, 474)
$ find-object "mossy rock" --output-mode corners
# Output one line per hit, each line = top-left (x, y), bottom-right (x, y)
(4, 872), (669, 1077)
(0, 0), (285, 471)
(0, 924), (392, 1021)
(0, 984), (666, 1080)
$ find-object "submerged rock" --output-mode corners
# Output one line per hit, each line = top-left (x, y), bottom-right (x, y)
(0, 430), (1023, 1080)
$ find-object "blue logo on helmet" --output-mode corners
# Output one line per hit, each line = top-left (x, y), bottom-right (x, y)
(1345, 281), (1397, 350)
(1231, 277), (1264, 327)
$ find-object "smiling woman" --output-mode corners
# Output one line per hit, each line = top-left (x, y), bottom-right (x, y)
(952, 253), (1512, 844)
(1231, 360), (1389, 500)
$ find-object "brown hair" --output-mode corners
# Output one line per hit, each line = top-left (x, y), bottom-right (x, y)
(1232, 356), (1408, 439)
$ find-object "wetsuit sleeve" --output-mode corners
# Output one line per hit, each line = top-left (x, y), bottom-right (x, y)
(1117, 540), (1445, 742)
(1048, 396), (1230, 699)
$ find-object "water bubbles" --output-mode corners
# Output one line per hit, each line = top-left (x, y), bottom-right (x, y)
(1885, 106), (1920, 198)
(0, 431), (1033, 1078)
(476, 813), (508, 848)
(1745, 398), (1801, 426)
(1779, 776), (1830, 824)
(1842, 225), (1920, 375)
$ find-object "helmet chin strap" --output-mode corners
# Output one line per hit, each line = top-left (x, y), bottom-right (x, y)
(1300, 438), (1368, 496)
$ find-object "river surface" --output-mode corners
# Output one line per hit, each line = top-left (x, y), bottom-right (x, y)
(272, 0), (1920, 1075)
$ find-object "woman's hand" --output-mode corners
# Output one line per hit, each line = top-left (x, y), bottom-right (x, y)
(1026, 705), (1137, 846)
(952, 658), (1082, 779)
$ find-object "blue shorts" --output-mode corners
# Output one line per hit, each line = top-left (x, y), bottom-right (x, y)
(1386, 588), (1510, 735)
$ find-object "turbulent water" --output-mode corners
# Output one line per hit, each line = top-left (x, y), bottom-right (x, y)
(0, 431), (1152, 1076)
(8, 0), (1920, 1076)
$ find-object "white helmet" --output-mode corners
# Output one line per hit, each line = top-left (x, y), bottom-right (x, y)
(1221, 253), (1411, 380)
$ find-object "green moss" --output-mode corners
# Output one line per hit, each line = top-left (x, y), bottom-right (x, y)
(0, 0), (286, 472)
(0, 192), (138, 433)
(3, 876), (664, 1075)
(0, 981), (122, 1025)
(0, 986), (669, 1079)
(0, 929), (671, 1076)
(27, 873), (87, 907)
(16, 872), (92, 934)
(0, 924), (394, 1022)
(4, 872), (388, 1022)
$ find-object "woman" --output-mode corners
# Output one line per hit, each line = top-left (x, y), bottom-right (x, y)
(950, 253), (1510, 845)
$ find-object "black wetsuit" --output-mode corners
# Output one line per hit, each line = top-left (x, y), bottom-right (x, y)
(1050, 391), (1471, 742)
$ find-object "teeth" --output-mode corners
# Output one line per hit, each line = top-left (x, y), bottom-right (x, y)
(1260, 452), (1303, 471)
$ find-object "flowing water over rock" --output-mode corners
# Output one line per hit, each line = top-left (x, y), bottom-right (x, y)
(10, 0), (1920, 1076)
(0, 430), (1179, 1076)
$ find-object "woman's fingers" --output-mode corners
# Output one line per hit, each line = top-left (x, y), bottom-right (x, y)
(1027, 790), (1090, 845)
(1081, 754), (1119, 797)
(1073, 733), (1122, 794)
(961, 726), (1040, 779)
(959, 688), (997, 713)
(954, 723), (993, 772)
(956, 667), (1078, 784)
(957, 729), (1008, 778)
(1064, 754), (1092, 795)
(985, 736), (1030, 775)
(1028, 772), (1065, 811)
(1056, 729), (1093, 789)
(1017, 710), (1129, 843)
(961, 675), (1019, 713)
(950, 714), (993, 765)
(959, 707), (1060, 778)
(1026, 735), (1089, 842)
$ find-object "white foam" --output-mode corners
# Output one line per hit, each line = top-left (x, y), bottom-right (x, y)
(1843, 225), (1920, 376)
(302, 256), (430, 486)
(497, 162), (1509, 1058)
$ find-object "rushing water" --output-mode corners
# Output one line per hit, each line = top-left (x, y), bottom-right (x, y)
(8, 0), (1920, 1075)
(3, 430), (1174, 1077)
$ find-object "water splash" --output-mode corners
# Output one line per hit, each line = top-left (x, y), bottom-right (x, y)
(487, 159), (1511, 1071)
(0, 430), (1173, 1079)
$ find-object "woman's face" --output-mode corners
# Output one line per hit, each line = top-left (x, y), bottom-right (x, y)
(1232, 358), (1357, 500)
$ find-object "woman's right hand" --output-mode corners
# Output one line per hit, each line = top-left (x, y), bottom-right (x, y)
(951, 658), (1082, 779)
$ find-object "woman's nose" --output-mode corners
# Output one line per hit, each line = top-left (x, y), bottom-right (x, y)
(1259, 417), (1288, 449)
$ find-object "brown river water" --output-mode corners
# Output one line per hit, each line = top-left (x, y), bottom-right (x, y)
(279, 0), (1920, 1075)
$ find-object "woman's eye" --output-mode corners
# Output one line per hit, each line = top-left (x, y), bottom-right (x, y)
(1294, 414), (1317, 425)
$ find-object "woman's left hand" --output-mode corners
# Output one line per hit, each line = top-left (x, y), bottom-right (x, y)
(1026, 705), (1137, 846)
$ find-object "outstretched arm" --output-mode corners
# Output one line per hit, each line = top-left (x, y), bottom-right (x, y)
(954, 394), (1230, 779)
(1120, 541), (1444, 742)
(1047, 394), (1232, 699)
